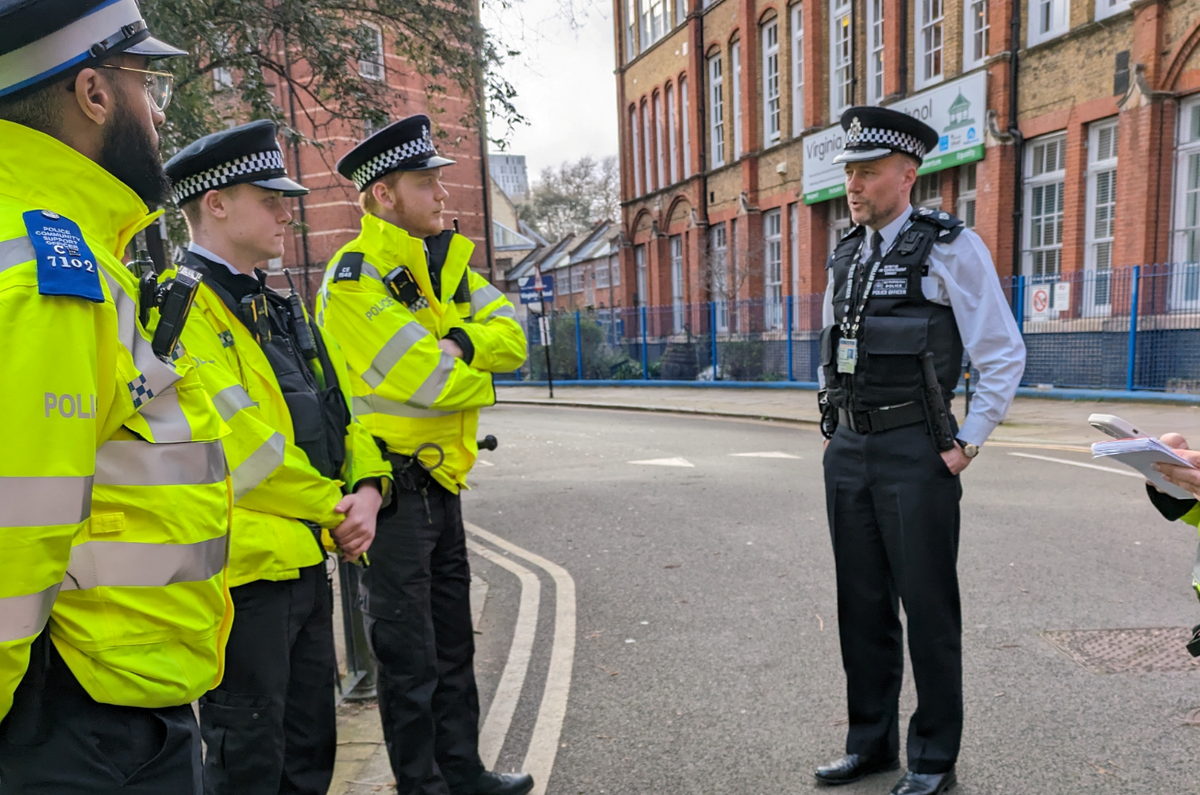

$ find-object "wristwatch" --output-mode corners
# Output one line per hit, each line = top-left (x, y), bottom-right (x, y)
(956, 439), (980, 458)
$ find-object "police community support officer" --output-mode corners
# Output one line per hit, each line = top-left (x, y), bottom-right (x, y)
(316, 115), (530, 795)
(164, 121), (393, 795)
(814, 107), (1026, 795)
(0, 1), (235, 792)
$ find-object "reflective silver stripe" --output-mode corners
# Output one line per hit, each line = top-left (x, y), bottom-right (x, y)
(95, 440), (226, 487)
(352, 394), (453, 419)
(363, 322), (429, 389)
(0, 583), (59, 643)
(409, 352), (456, 409)
(135, 385), (192, 442)
(361, 261), (382, 281)
(490, 304), (517, 319)
(232, 432), (285, 501)
(101, 270), (181, 397)
(59, 535), (227, 591)
(470, 283), (504, 313)
(0, 236), (35, 273)
(0, 476), (92, 527)
(211, 383), (256, 422)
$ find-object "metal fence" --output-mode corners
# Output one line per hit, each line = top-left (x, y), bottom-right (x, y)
(498, 264), (1200, 394)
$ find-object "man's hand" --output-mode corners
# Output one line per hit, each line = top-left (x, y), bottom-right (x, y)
(1155, 433), (1200, 498)
(940, 442), (972, 476)
(438, 338), (464, 359)
(332, 484), (383, 562)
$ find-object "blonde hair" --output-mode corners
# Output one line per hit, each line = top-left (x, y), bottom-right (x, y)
(358, 171), (403, 215)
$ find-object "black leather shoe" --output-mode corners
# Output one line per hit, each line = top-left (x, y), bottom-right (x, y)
(888, 768), (957, 795)
(813, 754), (900, 785)
(457, 770), (535, 795)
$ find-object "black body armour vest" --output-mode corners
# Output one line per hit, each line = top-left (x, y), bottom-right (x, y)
(185, 253), (351, 480)
(820, 211), (965, 412)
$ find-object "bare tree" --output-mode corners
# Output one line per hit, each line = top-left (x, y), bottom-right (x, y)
(519, 154), (619, 240)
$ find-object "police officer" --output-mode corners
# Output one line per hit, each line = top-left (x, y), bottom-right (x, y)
(0, 1), (234, 792)
(316, 115), (530, 795)
(814, 107), (1026, 795)
(163, 121), (393, 795)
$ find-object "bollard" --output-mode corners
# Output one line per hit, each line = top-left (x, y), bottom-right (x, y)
(337, 560), (376, 701)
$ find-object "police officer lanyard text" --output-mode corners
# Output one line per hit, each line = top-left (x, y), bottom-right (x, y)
(836, 219), (914, 375)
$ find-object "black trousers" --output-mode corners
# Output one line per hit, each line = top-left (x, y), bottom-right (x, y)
(362, 480), (484, 795)
(0, 631), (201, 794)
(823, 422), (964, 775)
(199, 562), (336, 795)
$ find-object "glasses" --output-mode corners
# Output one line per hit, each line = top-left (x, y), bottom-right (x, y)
(98, 65), (174, 112)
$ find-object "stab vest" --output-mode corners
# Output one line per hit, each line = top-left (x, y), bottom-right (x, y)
(821, 210), (965, 411)
(186, 254), (350, 480)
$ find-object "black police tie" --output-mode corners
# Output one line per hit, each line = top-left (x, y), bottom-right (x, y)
(869, 230), (884, 263)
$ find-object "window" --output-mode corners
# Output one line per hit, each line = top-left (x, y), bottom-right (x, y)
(964, 0), (989, 69)
(596, 258), (611, 288)
(677, 0), (688, 25)
(1028, 0), (1068, 46)
(358, 23), (385, 81)
(654, 93), (666, 190)
(1095, 0), (1131, 20)
(635, 245), (648, 305)
(731, 41), (743, 159)
(1172, 99), (1200, 309)
(642, 102), (654, 191)
(640, 0), (667, 50)
(789, 202), (800, 328)
(913, 172), (942, 209)
(1023, 133), (1067, 305)
(916, 0), (944, 88)
(709, 54), (725, 167)
(626, 0), (638, 60)
(867, 0), (884, 104)
(828, 197), (851, 256)
(762, 20), (781, 147)
(958, 163), (977, 228)
(829, 0), (853, 118)
(1084, 120), (1117, 315)
(630, 107), (642, 196)
(612, 253), (621, 285)
(791, 3), (804, 135)
(681, 77), (692, 177)
(667, 85), (679, 184)
(571, 266), (586, 294)
(671, 235), (685, 332)
(764, 209), (783, 330)
(709, 223), (729, 331)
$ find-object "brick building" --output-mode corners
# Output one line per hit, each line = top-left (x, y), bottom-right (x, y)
(614, 0), (1200, 330)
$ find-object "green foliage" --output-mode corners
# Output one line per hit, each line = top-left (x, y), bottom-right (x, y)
(529, 313), (641, 380)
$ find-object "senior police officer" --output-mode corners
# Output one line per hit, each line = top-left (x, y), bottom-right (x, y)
(164, 121), (393, 795)
(813, 107), (1026, 795)
(316, 116), (530, 795)
(0, 1), (235, 792)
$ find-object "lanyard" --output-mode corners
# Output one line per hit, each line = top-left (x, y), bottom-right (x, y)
(839, 219), (913, 339)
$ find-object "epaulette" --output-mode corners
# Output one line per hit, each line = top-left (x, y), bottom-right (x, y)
(332, 252), (364, 282)
(838, 224), (867, 244)
(25, 209), (104, 302)
(913, 206), (965, 243)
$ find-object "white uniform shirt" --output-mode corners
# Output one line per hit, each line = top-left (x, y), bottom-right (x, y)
(187, 242), (241, 276)
(819, 205), (1026, 447)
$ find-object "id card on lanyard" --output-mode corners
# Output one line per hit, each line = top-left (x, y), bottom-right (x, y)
(836, 337), (858, 374)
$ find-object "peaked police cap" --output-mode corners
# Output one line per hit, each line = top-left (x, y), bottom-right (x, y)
(165, 120), (308, 206)
(833, 106), (940, 165)
(336, 114), (456, 192)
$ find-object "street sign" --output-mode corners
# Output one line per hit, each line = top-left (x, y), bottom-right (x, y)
(537, 314), (551, 347)
(518, 275), (555, 304)
(1054, 281), (1071, 312)
(1031, 285), (1051, 318)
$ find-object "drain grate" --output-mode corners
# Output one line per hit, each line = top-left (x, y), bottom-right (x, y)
(1041, 628), (1200, 674)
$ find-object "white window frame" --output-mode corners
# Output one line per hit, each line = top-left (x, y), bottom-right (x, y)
(709, 54), (725, 167)
(677, 0), (688, 25)
(762, 19), (781, 147)
(358, 22), (385, 81)
(710, 223), (729, 331)
(1027, 0), (1068, 46)
(963, 0), (989, 70)
(916, 0), (944, 89)
(1095, 0), (1131, 20)
(958, 162), (977, 229)
(630, 107), (642, 196)
(1084, 119), (1118, 316)
(612, 253), (622, 286)
(913, 172), (942, 209)
(731, 40), (743, 159)
(1023, 132), (1067, 309)
(681, 77), (692, 178)
(1171, 97), (1200, 310)
(828, 197), (851, 257)
(667, 85), (679, 184)
(791, 3), (804, 136)
(866, 0), (885, 104)
(571, 266), (586, 294)
(635, 245), (648, 306)
(654, 93), (666, 190)
(642, 102), (655, 191)
(671, 235), (685, 332)
(829, 0), (853, 118)
(596, 258), (611, 288)
(626, 0), (639, 60)
(764, 209), (783, 330)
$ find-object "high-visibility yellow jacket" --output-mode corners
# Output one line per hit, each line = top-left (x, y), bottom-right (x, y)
(168, 255), (391, 588)
(316, 215), (526, 492)
(0, 122), (235, 719)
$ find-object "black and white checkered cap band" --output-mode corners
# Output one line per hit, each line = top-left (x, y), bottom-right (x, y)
(848, 127), (926, 159)
(172, 150), (286, 205)
(350, 136), (437, 191)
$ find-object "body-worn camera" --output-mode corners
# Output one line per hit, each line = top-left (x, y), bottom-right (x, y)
(138, 265), (202, 361)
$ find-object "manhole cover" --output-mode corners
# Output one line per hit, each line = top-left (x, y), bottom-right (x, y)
(1041, 628), (1200, 674)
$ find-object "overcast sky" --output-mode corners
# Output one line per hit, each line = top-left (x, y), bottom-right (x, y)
(483, 0), (620, 182)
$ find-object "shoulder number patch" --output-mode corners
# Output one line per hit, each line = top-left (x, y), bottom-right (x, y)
(333, 252), (365, 282)
(24, 210), (104, 302)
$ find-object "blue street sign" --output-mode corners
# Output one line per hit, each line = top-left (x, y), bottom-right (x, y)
(518, 275), (555, 304)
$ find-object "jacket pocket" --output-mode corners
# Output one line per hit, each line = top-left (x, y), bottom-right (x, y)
(859, 316), (929, 395)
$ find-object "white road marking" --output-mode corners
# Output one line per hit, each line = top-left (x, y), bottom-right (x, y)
(466, 522), (576, 795)
(730, 451), (801, 459)
(628, 457), (695, 467)
(467, 541), (540, 771)
(476, 459), (495, 467)
(1007, 451), (1144, 478)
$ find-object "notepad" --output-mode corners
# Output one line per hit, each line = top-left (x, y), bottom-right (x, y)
(1091, 437), (1197, 500)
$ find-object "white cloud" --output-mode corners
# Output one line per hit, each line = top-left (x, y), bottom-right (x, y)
(484, 0), (619, 181)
